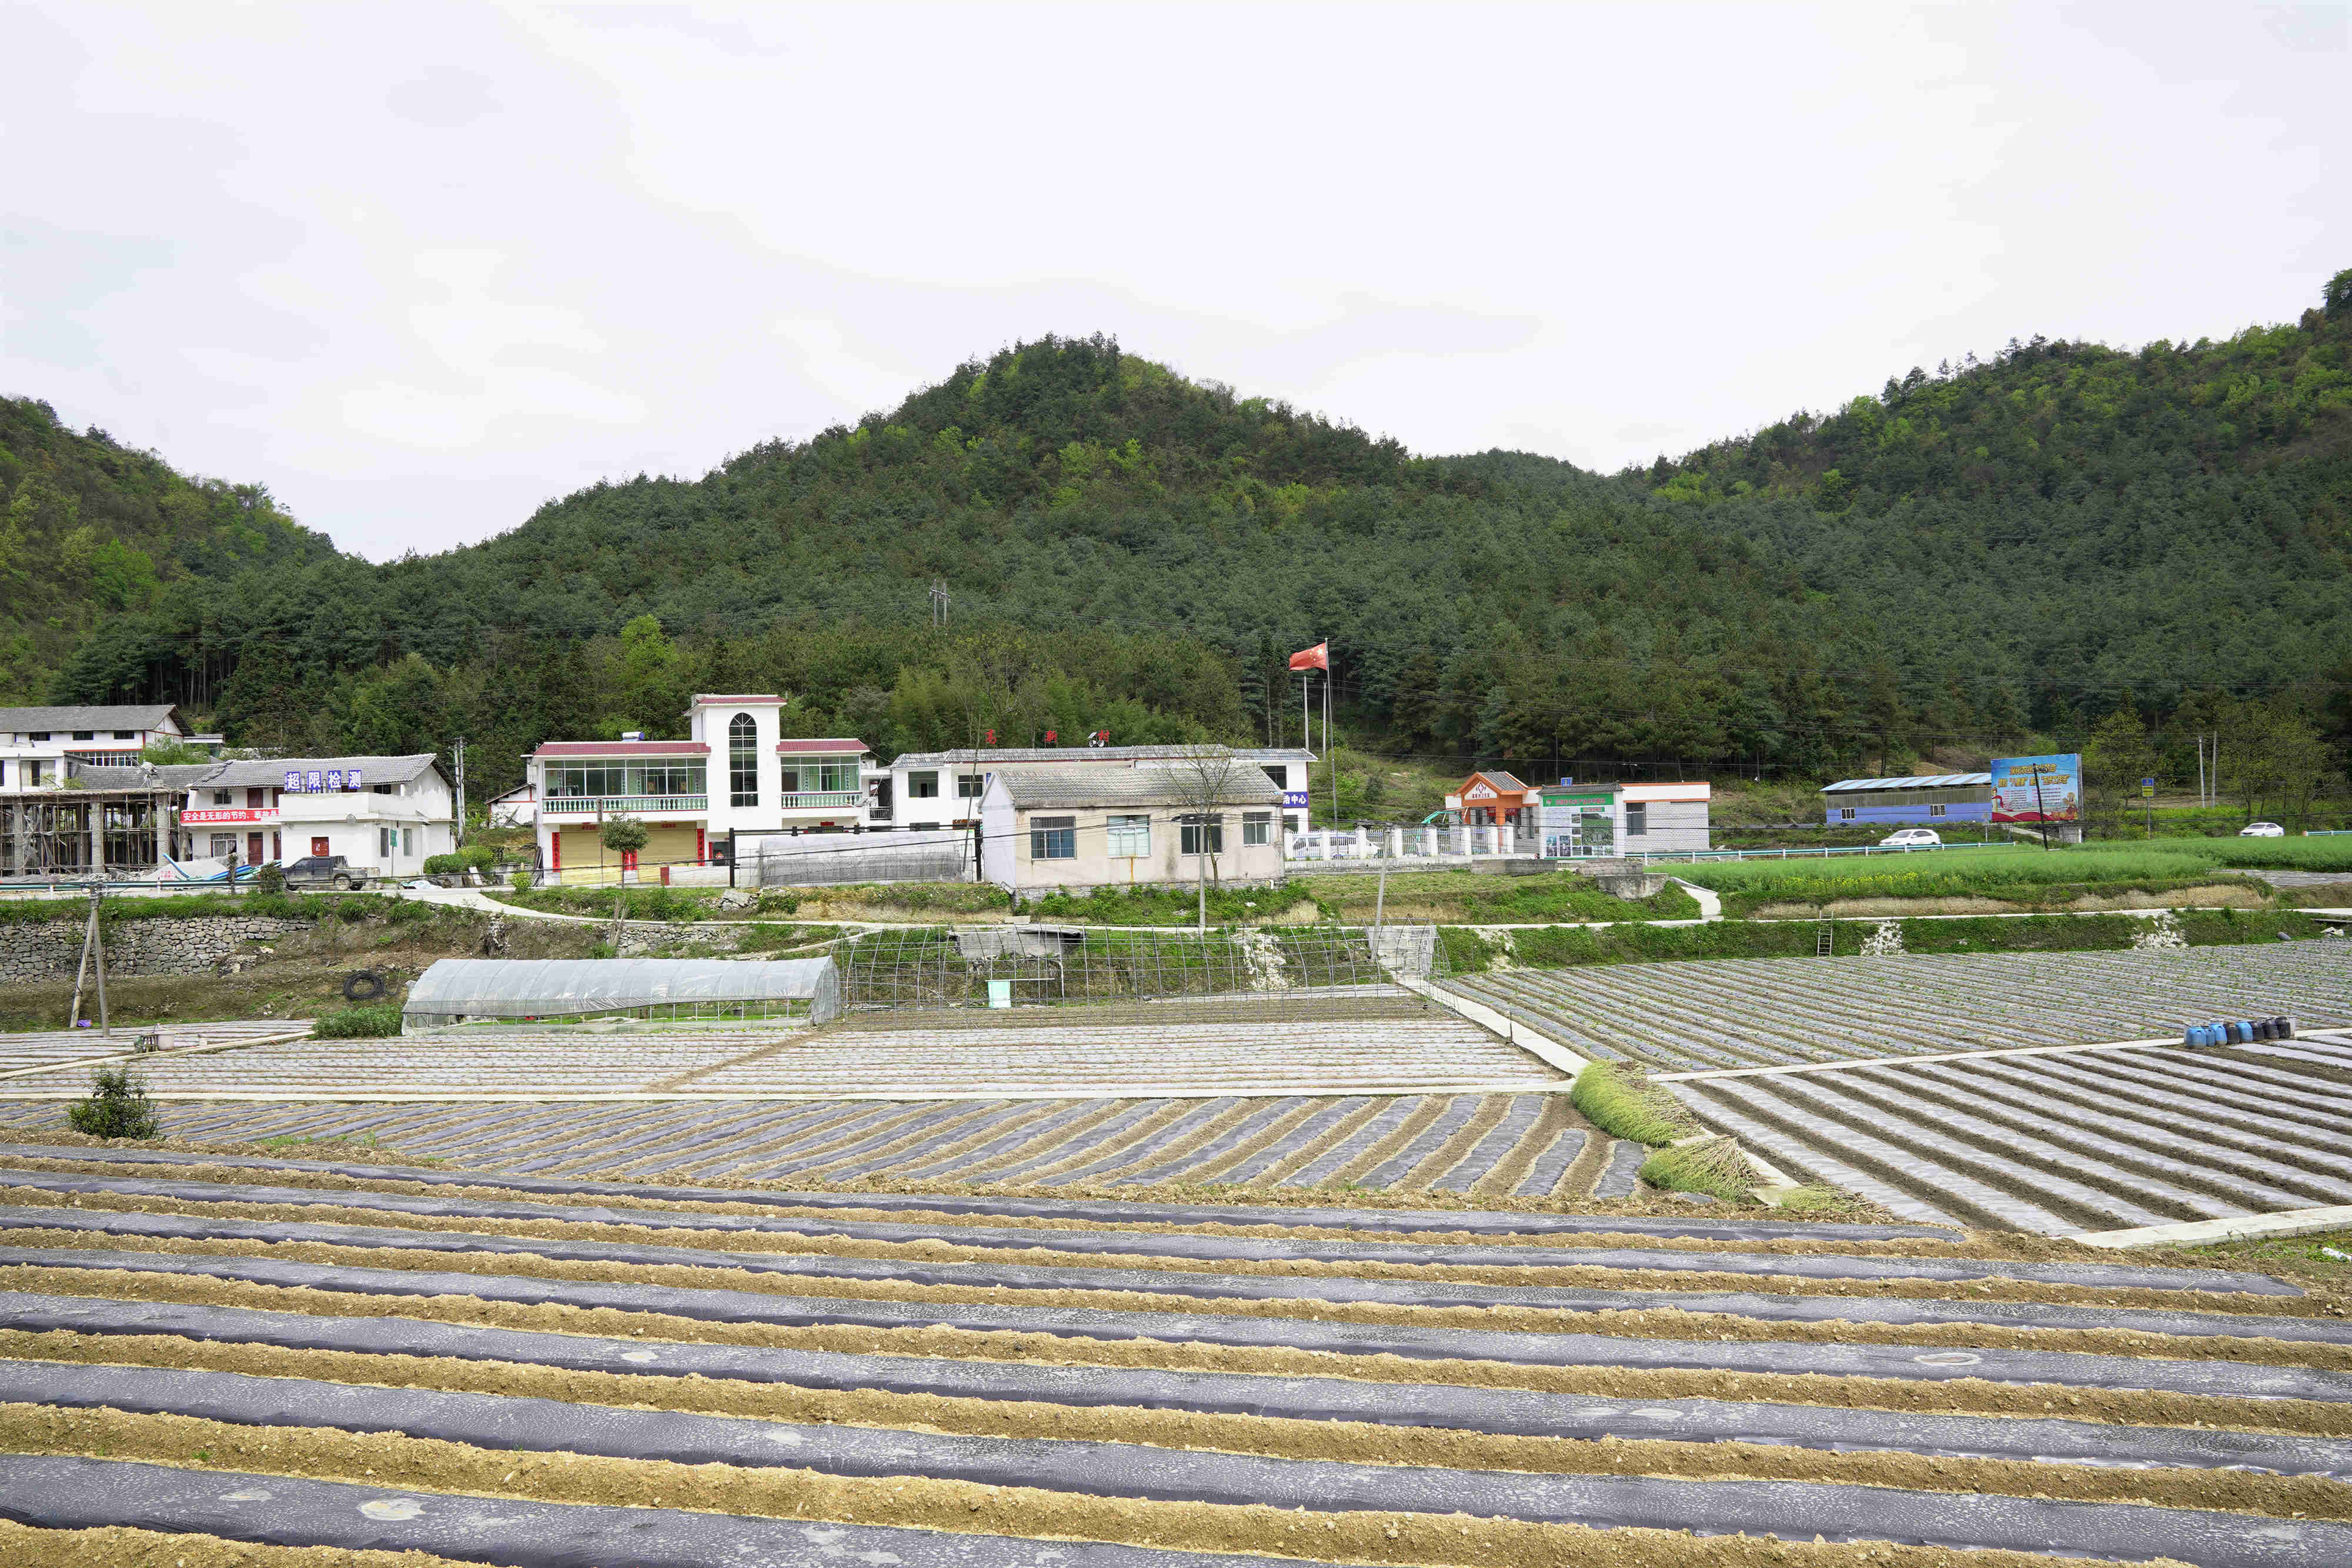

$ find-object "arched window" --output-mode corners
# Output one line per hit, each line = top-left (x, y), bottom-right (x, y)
(729, 713), (759, 806)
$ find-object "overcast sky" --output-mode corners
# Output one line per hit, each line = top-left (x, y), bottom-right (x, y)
(3, 2), (2346, 561)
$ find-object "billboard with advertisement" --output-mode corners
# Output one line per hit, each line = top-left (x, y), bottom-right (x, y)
(1989, 753), (2083, 824)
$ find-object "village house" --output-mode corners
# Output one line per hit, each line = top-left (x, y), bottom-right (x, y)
(975, 764), (1287, 895)
(528, 694), (874, 884)
(175, 754), (457, 876)
(0, 703), (192, 794)
(886, 745), (1314, 835)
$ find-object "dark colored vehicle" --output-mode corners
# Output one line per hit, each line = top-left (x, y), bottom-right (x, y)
(281, 855), (368, 891)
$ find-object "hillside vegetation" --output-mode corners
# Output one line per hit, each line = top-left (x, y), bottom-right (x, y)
(19, 272), (2352, 806)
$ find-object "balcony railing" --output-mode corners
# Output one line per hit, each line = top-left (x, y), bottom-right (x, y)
(543, 794), (709, 816)
(779, 791), (864, 811)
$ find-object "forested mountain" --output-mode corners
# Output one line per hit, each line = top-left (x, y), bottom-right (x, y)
(0, 397), (338, 707)
(21, 270), (2352, 802)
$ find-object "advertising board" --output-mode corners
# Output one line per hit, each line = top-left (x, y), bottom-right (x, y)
(1989, 754), (2083, 824)
(1538, 785), (1615, 858)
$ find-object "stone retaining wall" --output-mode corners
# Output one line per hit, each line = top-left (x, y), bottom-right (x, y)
(0, 916), (309, 985)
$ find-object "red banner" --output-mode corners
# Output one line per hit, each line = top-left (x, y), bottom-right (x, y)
(1288, 641), (1328, 671)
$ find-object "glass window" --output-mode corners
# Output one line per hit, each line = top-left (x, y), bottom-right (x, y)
(957, 773), (985, 798)
(72, 731), (93, 740)
(1242, 811), (1271, 847)
(1180, 814), (1224, 855)
(1261, 765), (1287, 788)
(1106, 814), (1151, 857)
(729, 714), (759, 806)
(1839, 806), (1856, 820)
(1928, 803), (1946, 817)
(778, 767), (801, 794)
(818, 760), (858, 792)
(113, 730), (135, 739)
(908, 771), (939, 799)
(212, 790), (232, 805)
(1625, 803), (1647, 835)
(403, 828), (414, 854)
(1030, 815), (1076, 859)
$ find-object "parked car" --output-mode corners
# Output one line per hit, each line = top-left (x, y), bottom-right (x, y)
(280, 855), (369, 890)
(1880, 828), (1942, 847)
(2239, 821), (2286, 838)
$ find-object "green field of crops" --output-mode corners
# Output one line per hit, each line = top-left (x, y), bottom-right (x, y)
(1670, 837), (2352, 907)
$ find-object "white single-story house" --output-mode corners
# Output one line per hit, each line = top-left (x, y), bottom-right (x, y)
(1526, 780), (1712, 857)
(485, 782), (538, 829)
(976, 764), (1288, 895)
(887, 745), (1315, 835)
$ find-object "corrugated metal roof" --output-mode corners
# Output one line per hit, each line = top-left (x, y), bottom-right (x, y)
(1819, 773), (1992, 793)
(991, 765), (1286, 810)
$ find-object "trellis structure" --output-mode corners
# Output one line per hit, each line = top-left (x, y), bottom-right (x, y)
(830, 922), (1448, 1027)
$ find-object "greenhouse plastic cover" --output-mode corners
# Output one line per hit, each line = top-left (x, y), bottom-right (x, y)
(403, 958), (838, 1022)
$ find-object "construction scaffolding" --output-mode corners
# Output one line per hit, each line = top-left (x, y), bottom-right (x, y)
(830, 922), (1448, 1028)
(0, 787), (175, 880)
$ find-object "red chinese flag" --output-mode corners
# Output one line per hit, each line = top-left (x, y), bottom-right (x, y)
(1044, 730), (1057, 744)
(1288, 641), (1329, 671)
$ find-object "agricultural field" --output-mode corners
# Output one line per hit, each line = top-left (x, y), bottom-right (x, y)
(1, 1138), (2350, 1566)
(1451, 942), (2352, 1072)
(1672, 1031), (2352, 1237)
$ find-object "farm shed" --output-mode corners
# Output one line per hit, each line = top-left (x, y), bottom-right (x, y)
(1820, 773), (1993, 827)
(403, 957), (839, 1031)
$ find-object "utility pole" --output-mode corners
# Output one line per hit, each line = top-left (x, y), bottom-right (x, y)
(454, 737), (467, 845)
(930, 579), (950, 629)
(66, 883), (109, 1034)
(2030, 766), (2052, 852)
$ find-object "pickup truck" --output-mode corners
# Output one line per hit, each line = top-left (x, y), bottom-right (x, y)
(280, 855), (368, 891)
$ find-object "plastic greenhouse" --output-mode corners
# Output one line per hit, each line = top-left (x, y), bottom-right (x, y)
(402, 957), (840, 1032)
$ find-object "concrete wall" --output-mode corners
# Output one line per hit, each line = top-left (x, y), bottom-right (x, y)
(0, 915), (308, 984)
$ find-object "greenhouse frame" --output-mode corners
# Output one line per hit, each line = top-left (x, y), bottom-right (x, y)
(402, 957), (840, 1032)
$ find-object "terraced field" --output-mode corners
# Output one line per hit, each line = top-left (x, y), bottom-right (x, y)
(0, 1141), (2347, 1566)
(1455, 943), (2351, 1072)
(0, 1091), (1634, 1197)
(1672, 1030), (2352, 1236)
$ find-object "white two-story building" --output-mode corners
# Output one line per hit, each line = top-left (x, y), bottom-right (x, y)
(0, 704), (192, 793)
(174, 754), (457, 878)
(529, 695), (873, 884)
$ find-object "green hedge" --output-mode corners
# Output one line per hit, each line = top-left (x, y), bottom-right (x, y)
(0, 891), (381, 927)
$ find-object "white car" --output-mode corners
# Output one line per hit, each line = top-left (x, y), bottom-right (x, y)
(1880, 828), (1942, 847)
(2239, 821), (2286, 838)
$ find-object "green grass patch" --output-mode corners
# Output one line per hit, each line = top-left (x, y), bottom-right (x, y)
(1569, 1060), (1698, 1145)
(0, 891), (382, 927)
(1637, 1136), (1761, 1201)
(1440, 910), (2327, 969)
(733, 922), (851, 953)
(1307, 870), (1698, 925)
(312, 1004), (402, 1038)
(1023, 883), (1314, 926)
(1675, 839), (2352, 906)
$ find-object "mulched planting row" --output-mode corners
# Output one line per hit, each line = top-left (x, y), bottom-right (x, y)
(1456, 944), (2352, 1074)
(1674, 1042), (2352, 1236)
(1, 1144), (2349, 1567)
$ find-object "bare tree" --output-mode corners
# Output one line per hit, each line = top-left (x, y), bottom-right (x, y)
(1164, 746), (1248, 932)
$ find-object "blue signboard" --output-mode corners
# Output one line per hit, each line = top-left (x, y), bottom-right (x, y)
(325, 770), (344, 791)
(1281, 790), (1309, 809)
(283, 770), (301, 792)
(346, 767), (363, 790)
(305, 770), (323, 791)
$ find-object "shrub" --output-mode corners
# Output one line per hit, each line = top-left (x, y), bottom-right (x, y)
(1571, 1060), (1699, 1145)
(68, 1066), (160, 1140)
(510, 870), (532, 893)
(423, 854), (464, 875)
(313, 1004), (402, 1038)
(254, 862), (286, 895)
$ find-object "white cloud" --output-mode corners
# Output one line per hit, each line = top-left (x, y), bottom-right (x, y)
(0, 0), (2343, 559)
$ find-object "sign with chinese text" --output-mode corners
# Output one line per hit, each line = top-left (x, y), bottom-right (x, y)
(1990, 754), (2083, 824)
